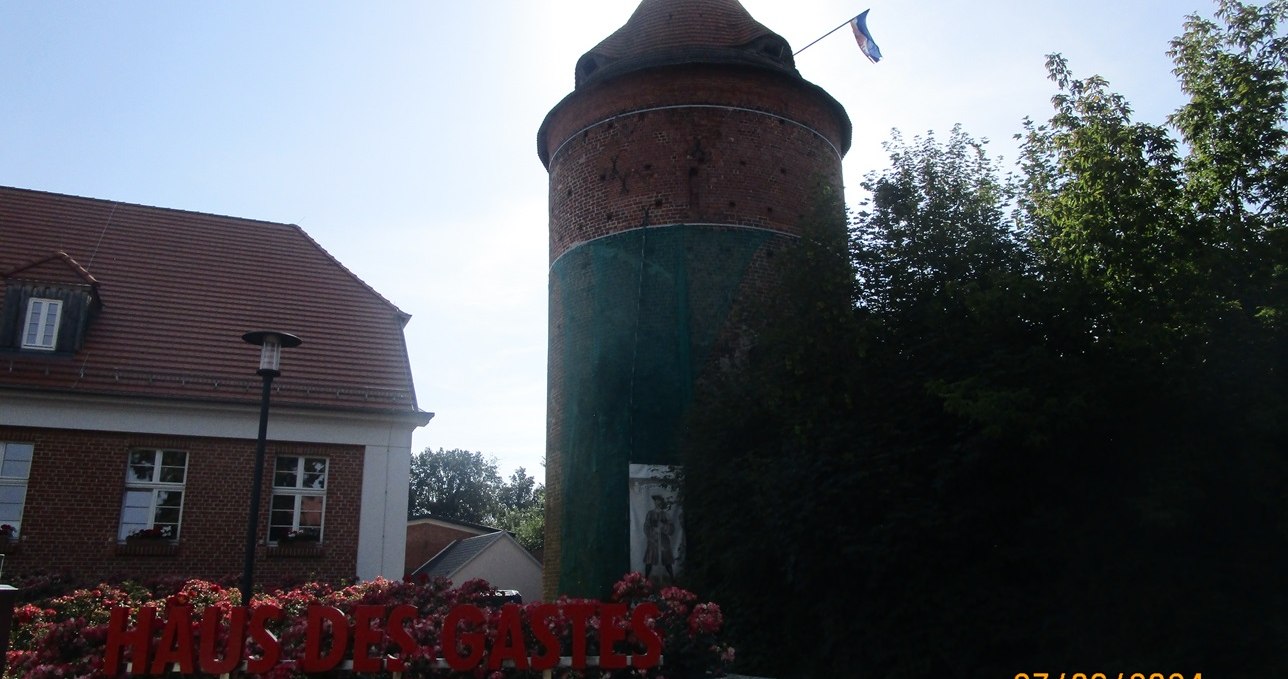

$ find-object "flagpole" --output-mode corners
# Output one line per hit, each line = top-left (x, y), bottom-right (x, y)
(792, 16), (854, 56)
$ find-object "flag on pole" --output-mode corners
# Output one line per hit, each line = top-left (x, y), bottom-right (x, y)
(850, 9), (882, 63)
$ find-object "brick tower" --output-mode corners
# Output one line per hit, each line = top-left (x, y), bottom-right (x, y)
(538, 0), (851, 598)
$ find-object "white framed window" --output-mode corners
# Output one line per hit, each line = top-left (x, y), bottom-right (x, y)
(0, 442), (33, 538)
(22, 298), (62, 350)
(270, 456), (327, 543)
(119, 449), (187, 541)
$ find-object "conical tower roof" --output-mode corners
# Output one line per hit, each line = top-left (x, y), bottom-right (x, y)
(574, 0), (796, 88)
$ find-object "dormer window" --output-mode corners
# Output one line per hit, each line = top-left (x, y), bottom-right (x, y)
(22, 298), (62, 350)
(3, 251), (100, 354)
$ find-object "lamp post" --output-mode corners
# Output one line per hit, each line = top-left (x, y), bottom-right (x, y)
(240, 330), (301, 607)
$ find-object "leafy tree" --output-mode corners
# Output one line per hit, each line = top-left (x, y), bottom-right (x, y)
(683, 185), (866, 675)
(407, 448), (502, 523)
(496, 485), (546, 554)
(855, 125), (1023, 318)
(1171, 0), (1287, 300)
(681, 3), (1287, 676)
(407, 449), (546, 550)
(1167, 0), (1287, 449)
(1008, 29), (1284, 670)
(496, 466), (542, 513)
(856, 125), (1039, 441)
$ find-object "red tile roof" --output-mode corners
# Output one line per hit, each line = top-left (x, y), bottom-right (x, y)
(574, 0), (796, 87)
(7, 251), (99, 287)
(0, 186), (423, 413)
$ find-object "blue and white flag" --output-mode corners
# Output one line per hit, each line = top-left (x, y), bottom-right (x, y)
(850, 9), (882, 63)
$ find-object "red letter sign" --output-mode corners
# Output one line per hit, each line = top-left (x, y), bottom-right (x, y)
(384, 605), (420, 672)
(487, 604), (529, 670)
(442, 604), (486, 670)
(151, 606), (196, 674)
(105, 606), (156, 675)
(197, 606), (246, 675)
(527, 603), (561, 671)
(301, 606), (350, 673)
(350, 605), (387, 673)
(597, 603), (629, 670)
(630, 602), (663, 669)
(245, 604), (283, 674)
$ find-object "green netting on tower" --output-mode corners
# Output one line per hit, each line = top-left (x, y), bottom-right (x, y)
(548, 224), (775, 597)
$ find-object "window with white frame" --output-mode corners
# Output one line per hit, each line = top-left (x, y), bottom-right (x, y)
(119, 449), (187, 541)
(270, 456), (327, 543)
(0, 442), (33, 539)
(22, 298), (62, 350)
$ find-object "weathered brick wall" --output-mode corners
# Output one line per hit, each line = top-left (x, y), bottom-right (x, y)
(543, 65), (847, 264)
(0, 425), (362, 585)
(540, 64), (849, 169)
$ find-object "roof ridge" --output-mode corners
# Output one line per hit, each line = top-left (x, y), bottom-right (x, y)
(0, 185), (423, 414)
(0, 185), (295, 230)
(440, 532), (504, 575)
(408, 514), (500, 532)
(2, 250), (99, 286)
(1, 185), (411, 319)
(575, 0), (796, 88)
(458, 531), (505, 546)
(285, 222), (410, 321)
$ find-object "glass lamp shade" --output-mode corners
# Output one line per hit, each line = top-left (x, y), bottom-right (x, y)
(241, 331), (302, 373)
(259, 336), (282, 372)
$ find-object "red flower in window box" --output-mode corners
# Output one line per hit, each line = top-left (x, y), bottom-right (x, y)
(126, 526), (174, 541)
(279, 528), (319, 544)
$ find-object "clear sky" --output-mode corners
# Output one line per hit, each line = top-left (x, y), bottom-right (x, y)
(1, 0), (1201, 478)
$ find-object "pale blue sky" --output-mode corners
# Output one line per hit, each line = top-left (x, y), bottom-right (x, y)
(1, 1), (1199, 477)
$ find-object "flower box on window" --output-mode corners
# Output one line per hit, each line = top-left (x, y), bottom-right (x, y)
(114, 541), (179, 557)
(117, 525), (179, 555)
(125, 526), (175, 541)
(266, 543), (324, 559)
(0, 525), (18, 553)
(276, 527), (320, 544)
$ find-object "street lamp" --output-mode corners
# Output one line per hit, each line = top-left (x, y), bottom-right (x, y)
(240, 330), (302, 606)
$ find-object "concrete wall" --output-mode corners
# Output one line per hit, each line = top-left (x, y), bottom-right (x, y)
(455, 535), (544, 603)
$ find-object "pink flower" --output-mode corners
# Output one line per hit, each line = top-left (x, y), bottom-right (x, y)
(611, 571), (655, 602)
(688, 602), (724, 635)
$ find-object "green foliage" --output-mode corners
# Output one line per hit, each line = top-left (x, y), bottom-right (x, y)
(497, 484), (546, 554)
(1171, 0), (1288, 233)
(682, 184), (864, 675)
(408, 450), (545, 549)
(408, 447), (503, 523)
(497, 466), (542, 514)
(681, 3), (1288, 676)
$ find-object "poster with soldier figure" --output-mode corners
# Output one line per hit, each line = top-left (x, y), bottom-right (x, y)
(628, 463), (684, 583)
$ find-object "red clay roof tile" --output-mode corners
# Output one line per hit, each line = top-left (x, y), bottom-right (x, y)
(4, 251), (99, 287)
(0, 186), (423, 413)
(574, 0), (796, 87)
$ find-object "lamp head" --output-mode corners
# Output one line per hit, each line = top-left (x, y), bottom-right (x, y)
(241, 331), (302, 375)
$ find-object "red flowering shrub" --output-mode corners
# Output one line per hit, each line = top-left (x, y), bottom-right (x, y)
(2, 573), (732, 679)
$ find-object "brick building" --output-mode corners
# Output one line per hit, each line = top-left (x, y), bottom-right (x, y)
(404, 513), (498, 577)
(538, 0), (850, 597)
(0, 186), (432, 585)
